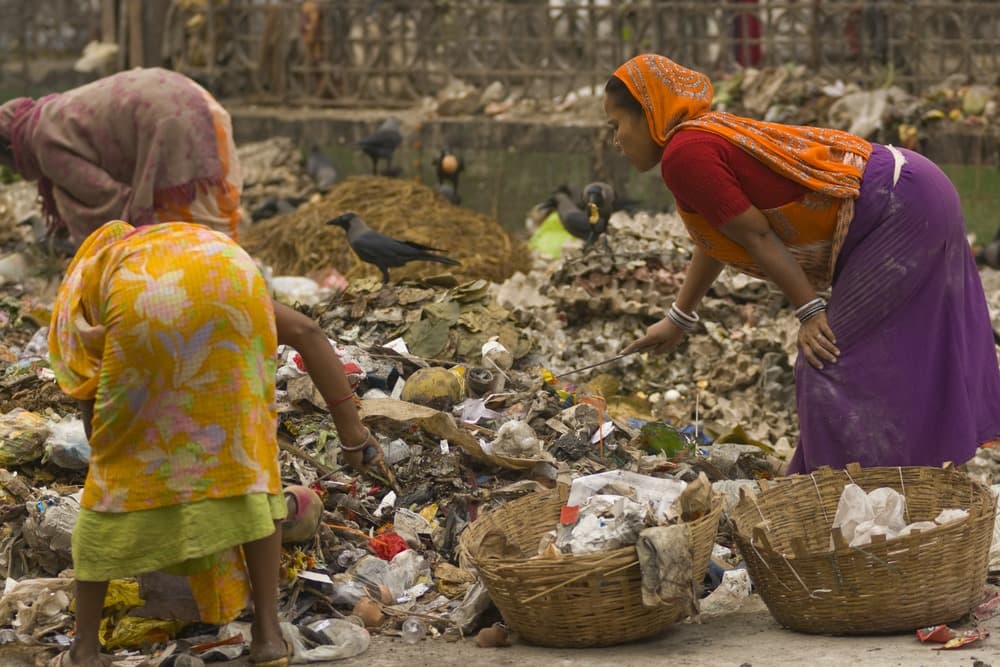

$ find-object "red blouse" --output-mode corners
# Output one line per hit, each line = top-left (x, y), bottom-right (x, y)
(661, 129), (810, 228)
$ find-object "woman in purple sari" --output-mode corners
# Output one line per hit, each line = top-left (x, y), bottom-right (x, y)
(607, 54), (1000, 472)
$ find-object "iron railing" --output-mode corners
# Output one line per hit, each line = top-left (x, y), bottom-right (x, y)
(1, 1), (998, 105)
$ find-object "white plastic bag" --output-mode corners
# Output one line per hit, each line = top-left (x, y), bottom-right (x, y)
(43, 417), (90, 470)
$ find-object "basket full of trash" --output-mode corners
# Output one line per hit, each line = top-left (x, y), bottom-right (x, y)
(729, 463), (995, 634)
(458, 471), (724, 647)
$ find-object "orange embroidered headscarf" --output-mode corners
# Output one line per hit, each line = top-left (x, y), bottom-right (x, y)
(613, 54), (872, 198)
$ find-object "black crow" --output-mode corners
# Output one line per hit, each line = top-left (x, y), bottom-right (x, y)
(307, 145), (337, 191)
(549, 185), (607, 251)
(582, 181), (615, 225)
(327, 211), (460, 284)
(359, 117), (402, 176)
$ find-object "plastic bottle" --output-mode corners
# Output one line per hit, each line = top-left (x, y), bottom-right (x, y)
(400, 616), (426, 644)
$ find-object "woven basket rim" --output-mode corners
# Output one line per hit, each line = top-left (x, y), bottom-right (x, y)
(462, 489), (725, 568)
(730, 464), (994, 557)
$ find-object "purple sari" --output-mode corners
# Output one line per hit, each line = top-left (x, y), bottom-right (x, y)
(788, 144), (1000, 473)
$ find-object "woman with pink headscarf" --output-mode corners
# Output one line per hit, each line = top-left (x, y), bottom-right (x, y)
(0, 67), (244, 245)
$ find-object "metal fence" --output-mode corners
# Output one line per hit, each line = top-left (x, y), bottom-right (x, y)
(2, 1), (999, 105)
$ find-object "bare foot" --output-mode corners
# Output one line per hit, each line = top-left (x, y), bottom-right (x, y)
(50, 649), (110, 667)
(248, 636), (288, 665)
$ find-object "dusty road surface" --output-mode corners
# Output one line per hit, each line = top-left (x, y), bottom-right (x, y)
(344, 594), (998, 667)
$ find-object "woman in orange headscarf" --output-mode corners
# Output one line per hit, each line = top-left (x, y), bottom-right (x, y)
(606, 54), (1000, 473)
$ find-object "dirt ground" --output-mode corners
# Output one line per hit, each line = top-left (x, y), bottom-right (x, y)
(331, 593), (998, 667)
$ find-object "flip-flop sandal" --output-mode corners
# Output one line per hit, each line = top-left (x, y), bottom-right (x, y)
(251, 638), (292, 667)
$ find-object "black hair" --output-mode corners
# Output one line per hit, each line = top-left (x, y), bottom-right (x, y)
(604, 75), (644, 117)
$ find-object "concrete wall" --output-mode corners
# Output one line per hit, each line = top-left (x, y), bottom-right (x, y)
(229, 105), (999, 239)
(229, 106), (674, 236)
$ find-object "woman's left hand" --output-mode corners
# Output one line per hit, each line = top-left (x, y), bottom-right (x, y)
(798, 312), (840, 369)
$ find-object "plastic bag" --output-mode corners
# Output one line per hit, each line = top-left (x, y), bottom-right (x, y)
(271, 276), (323, 306)
(43, 417), (90, 470)
(220, 620), (369, 664)
(383, 550), (430, 600)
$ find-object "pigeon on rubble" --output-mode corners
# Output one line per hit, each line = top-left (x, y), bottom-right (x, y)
(327, 211), (461, 284)
(359, 117), (403, 176)
(307, 145), (338, 191)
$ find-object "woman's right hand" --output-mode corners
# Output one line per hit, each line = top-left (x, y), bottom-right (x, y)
(340, 426), (379, 471)
(622, 317), (686, 355)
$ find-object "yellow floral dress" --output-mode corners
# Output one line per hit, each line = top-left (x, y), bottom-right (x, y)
(49, 220), (285, 624)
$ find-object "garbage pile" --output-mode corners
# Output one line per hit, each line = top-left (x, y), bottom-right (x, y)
(710, 66), (998, 148)
(424, 66), (998, 151)
(499, 211), (800, 450)
(0, 167), (998, 662)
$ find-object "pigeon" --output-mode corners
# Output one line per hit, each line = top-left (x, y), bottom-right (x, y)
(359, 117), (402, 176)
(306, 145), (337, 191)
(433, 146), (464, 191)
(327, 212), (460, 284)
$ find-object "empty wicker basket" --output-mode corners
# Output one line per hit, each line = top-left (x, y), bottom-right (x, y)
(729, 463), (995, 634)
(458, 485), (724, 647)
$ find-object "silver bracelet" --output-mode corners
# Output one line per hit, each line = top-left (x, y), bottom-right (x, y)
(795, 297), (827, 323)
(340, 426), (372, 452)
(668, 303), (699, 333)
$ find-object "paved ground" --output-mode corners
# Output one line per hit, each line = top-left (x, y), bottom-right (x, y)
(353, 593), (998, 667)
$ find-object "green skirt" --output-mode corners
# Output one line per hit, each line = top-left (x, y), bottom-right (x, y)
(72, 493), (287, 582)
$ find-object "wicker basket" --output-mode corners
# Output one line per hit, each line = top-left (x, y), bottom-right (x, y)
(458, 485), (724, 647)
(729, 463), (995, 635)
